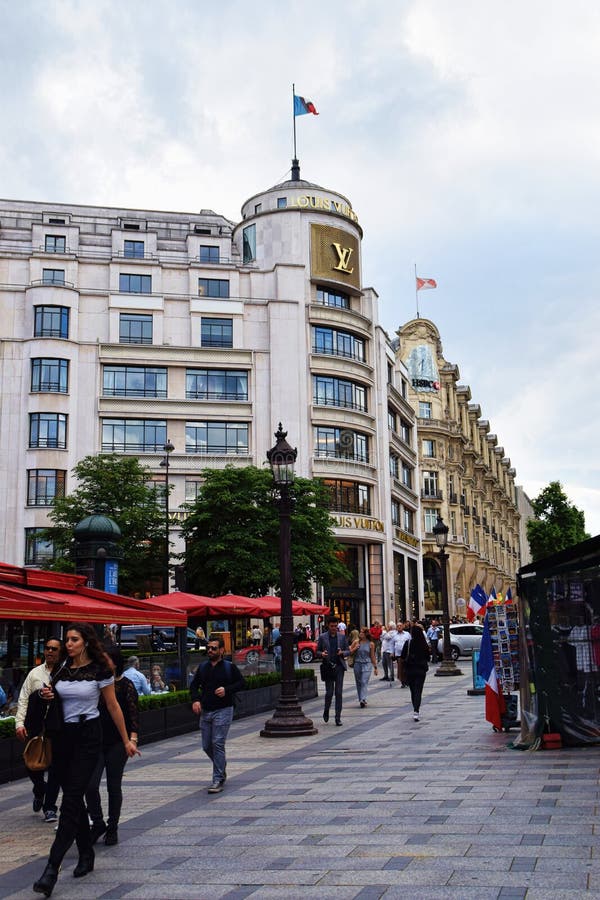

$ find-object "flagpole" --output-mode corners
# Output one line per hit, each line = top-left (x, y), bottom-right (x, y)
(292, 83), (297, 162)
(415, 263), (420, 318)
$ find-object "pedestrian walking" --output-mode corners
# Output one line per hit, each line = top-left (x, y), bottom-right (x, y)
(392, 622), (410, 687)
(316, 616), (350, 725)
(189, 635), (245, 794)
(426, 618), (441, 663)
(349, 627), (378, 707)
(33, 623), (139, 898)
(380, 622), (398, 681)
(15, 638), (62, 823)
(400, 623), (431, 721)
(85, 646), (139, 847)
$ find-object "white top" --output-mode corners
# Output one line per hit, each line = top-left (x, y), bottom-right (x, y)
(381, 629), (397, 653)
(55, 669), (114, 723)
(392, 631), (410, 656)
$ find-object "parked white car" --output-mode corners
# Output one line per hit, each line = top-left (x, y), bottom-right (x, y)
(437, 624), (484, 660)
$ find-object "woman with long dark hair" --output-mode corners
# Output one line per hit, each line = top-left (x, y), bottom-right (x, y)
(85, 645), (139, 847)
(33, 623), (139, 897)
(400, 623), (431, 722)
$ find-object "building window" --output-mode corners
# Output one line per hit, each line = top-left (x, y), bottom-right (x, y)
(391, 500), (400, 526)
(103, 365), (167, 398)
(27, 469), (66, 506)
(277, 198), (287, 209)
(42, 268), (65, 286)
(29, 413), (67, 449)
(185, 421), (249, 455)
(314, 427), (368, 463)
(402, 507), (414, 533)
(254, 203), (262, 214)
(401, 379), (408, 400)
(186, 369), (248, 401)
(313, 376), (367, 412)
(124, 240), (145, 259)
(322, 479), (370, 515)
(185, 480), (202, 502)
(119, 273), (152, 293)
(45, 235), (66, 253)
(463, 521), (470, 543)
(450, 511), (457, 538)
(34, 306), (69, 339)
(423, 470), (439, 498)
(200, 317), (233, 348)
(119, 313), (153, 344)
(424, 508), (439, 533)
(242, 224), (256, 264)
(389, 454), (399, 478)
(31, 358), (69, 393)
(400, 419), (412, 445)
(200, 245), (220, 263)
(315, 286), (350, 309)
(388, 409), (397, 432)
(25, 528), (57, 565)
(419, 401), (432, 419)
(422, 439), (436, 457)
(312, 326), (365, 362)
(101, 419), (167, 452)
(402, 463), (412, 489)
(198, 278), (230, 298)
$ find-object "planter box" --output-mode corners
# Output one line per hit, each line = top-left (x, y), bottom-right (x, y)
(0, 737), (31, 785)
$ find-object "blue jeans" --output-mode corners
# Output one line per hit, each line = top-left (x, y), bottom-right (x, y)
(200, 707), (234, 783)
(353, 661), (373, 703)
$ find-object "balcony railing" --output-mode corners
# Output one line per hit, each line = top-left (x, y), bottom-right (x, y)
(421, 489), (443, 501)
(185, 390), (248, 401)
(311, 344), (366, 363)
(314, 449), (370, 464)
(103, 388), (168, 399)
(313, 396), (368, 413)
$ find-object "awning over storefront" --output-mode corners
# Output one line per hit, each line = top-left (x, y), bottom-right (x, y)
(150, 592), (331, 619)
(0, 562), (186, 626)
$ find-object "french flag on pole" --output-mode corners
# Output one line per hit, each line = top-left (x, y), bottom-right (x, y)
(467, 583), (487, 622)
(477, 611), (506, 730)
(294, 94), (319, 116)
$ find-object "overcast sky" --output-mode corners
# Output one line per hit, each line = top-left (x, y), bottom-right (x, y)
(2, 0), (598, 535)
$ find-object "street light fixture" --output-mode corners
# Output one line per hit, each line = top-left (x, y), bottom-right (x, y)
(260, 424), (317, 737)
(159, 439), (175, 595)
(433, 514), (463, 678)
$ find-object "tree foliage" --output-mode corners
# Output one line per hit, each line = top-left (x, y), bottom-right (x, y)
(526, 481), (589, 561)
(44, 454), (166, 595)
(180, 466), (350, 598)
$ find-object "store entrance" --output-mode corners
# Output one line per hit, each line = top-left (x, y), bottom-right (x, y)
(329, 596), (363, 628)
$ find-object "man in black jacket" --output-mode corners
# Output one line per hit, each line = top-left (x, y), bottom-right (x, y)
(316, 617), (349, 726)
(189, 636), (245, 794)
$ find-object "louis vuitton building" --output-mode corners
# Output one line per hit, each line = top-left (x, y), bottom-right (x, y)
(0, 167), (422, 625)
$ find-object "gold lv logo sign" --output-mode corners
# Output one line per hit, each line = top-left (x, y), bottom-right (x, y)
(332, 242), (354, 274)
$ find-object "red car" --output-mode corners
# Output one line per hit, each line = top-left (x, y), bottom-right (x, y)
(233, 640), (317, 665)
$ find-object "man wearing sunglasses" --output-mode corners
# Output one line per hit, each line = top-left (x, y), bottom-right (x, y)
(190, 636), (245, 794)
(15, 639), (63, 821)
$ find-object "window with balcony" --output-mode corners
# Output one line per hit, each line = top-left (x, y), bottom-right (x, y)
(119, 273), (152, 293)
(198, 278), (229, 298)
(419, 401), (432, 419)
(27, 469), (66, 506)
(45, 235), (66, 253)
(402, 507), (414, 533)
(119, 313), (153, 345)
(313, 375), (367, 412)
(186, 369), (248, 401)
(402, 464), (413, 489)
(312, 326), (365, 362)
(124, 240), (145, 259)
(200, 245), (220, 263)
(422, 438), (436, 457)
(315, 286), (350, 309)
(103, 365), (167, 398)
(422, 470), (440, 498)
(200, 317), (233, 348)
(185, 421), (249, 455)
(101, 418), (166, 452)
(34, 306), (69, 339)
(242, 224), (256, 263)
(25, 528), (57, 565)
(314, 426), (368, 463)
(424, 507), (439, 533)
(31, 358), (69, 393)
(322, 479), (370, 515)
(29, 413), (67, 449)
(42, 269), (65, 286)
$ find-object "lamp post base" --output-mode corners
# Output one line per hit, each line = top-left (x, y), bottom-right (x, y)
(260, 695), (318, 738)
(434, 659), (464, 677)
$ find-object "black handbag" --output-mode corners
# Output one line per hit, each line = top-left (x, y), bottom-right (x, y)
(319, 661), (337, 682)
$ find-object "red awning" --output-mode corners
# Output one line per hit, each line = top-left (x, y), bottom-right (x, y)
(150, 592), (259, 618)
(0, 563), (186, 626)
(254, 595), (331, 616)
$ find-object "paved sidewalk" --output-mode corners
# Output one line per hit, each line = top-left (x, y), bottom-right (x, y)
(0, 669), (599, 899)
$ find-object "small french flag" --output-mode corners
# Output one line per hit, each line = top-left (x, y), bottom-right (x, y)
(294, 94), (319, 116)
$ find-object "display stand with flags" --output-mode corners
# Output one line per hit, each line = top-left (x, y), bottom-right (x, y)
(476, 589), (520, 731)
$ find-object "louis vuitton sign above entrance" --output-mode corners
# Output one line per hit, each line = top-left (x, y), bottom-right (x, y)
(310, 223), (361, 292)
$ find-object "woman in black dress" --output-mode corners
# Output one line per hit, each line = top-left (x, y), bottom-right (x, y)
(400, 623), (431, 722)
(33, 623), (139, 897)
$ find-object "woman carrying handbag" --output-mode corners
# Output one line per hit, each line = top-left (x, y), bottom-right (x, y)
(33, 623), (140, 898)
(349, 627), (378, 707)
(400, 623), (431, 722)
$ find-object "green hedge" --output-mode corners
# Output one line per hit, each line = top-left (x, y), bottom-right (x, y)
(0, 718), (16, 739)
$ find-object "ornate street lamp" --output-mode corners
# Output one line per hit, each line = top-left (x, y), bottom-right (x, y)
(261, 424), (317, 737)
(159, 439), (175, 595)
(433, 514), (463, 677)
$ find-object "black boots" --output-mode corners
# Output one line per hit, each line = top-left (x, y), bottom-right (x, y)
(104, 827), (118, 845)
(73, 849), (95, 878)
(90, 821), (107, 844)
(33, 862), (59, 897)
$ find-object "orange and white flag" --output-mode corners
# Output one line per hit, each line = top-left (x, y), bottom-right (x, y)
(416, 276), (437, 291)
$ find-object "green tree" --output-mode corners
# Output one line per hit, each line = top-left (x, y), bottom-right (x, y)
(44, 454), (166, 595)
(180, 466), (349, 598)
(526, 481), (589, 561)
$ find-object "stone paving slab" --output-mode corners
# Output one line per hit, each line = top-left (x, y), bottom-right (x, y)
(1, 671), (598, 899)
